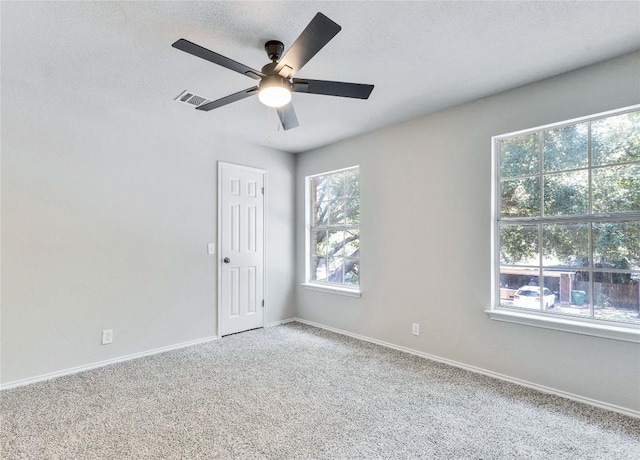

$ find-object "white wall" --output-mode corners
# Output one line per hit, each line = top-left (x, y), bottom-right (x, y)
(1, 77), (296, 384)
(296, 52), (640, 412)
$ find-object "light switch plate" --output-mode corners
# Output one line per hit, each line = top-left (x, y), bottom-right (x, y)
(207, 243), (215, 255)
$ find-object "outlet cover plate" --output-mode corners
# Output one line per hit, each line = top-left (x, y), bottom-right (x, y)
(102, 329), (113, 345)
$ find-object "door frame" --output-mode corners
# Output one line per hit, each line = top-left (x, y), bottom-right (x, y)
(217, 161), (267, 337)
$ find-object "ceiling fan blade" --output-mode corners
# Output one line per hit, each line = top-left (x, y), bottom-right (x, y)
(274, 13), (341, 78)
(172, 39), (265, 80)
(293, 79), (374, 99)
(276, 103), (299, 130)
(196, 87), (259, 111)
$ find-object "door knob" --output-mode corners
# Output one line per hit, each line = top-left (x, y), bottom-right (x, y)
(223, 257), (230, 264)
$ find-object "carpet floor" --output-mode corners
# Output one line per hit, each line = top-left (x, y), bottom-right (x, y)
(1, 322), (639, 459)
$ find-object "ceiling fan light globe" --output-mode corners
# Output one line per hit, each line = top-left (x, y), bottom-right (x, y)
(258, 86), (291, 108)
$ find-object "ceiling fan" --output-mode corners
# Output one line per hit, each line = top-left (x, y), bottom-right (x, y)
(172, 12), (374, 130)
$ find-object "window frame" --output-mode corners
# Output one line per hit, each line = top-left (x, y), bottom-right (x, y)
(488, 105), (640, 343)
(303, 166), (361, 297)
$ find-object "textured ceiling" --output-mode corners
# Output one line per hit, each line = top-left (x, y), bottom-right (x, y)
(2, 1), (639, 153)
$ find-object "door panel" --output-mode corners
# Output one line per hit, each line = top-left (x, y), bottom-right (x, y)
(219, 163), (265, 336)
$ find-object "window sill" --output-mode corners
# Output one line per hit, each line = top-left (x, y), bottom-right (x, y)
(485, 308), (640, 343)
(301, 283), (362, 298)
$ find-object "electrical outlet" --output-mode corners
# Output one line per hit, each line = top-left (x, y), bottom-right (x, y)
(412, 323), (420, 336)
(102, 329), (113, 345)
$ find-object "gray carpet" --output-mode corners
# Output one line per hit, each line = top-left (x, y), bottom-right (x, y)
(1, 323), (639, 459)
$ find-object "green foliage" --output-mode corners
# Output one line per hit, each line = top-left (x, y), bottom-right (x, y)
(543, 123), (588, 171)
(593, 222), (640, 269)
(592, 165), (640, 213)
(542, 223), (588, 267)
(499, 133), (538, 177)
(500, 225), (537, 265)
(592, 111), (640, 165)
(543, 171), (588, 216)
(501, 178), (539, 217)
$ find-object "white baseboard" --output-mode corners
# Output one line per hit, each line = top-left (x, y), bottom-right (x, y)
(1, 335), (218, 391)
(266, 317), (296, 328)
(293, 318), (639, 419)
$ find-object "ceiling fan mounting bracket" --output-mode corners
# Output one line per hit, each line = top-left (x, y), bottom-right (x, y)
(264, 40), (284, 62)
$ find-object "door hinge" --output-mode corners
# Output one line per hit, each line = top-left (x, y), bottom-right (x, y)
(261, 187), (264, 195)
(262, 300), (265, 307)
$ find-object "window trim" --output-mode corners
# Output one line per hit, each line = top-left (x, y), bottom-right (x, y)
(489, 105), (640, 340)
(304, 166), (361, 296)
(301, 282), (362, 297)
(485, 309), (640, 343)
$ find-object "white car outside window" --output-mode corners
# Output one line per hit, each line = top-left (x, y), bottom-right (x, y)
(513, 286), (556, 309)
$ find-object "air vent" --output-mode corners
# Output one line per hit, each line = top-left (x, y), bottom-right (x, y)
(174, 90), (210, 107)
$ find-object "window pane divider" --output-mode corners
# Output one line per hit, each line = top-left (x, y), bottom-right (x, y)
(500, 212), (640, 225)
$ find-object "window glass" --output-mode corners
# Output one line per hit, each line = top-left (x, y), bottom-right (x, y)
(592, 221), (640, 271)
(499, 133), (539, 177)
(543, 123), (588, 172)
(495, 107), (640, 326)
(308, 167), (360, 289)
(592, 272), (640, 322)
(543, 170), (589, 216)
(542, 223), (589, 268)
(500, 177), (540, 217)
(592, 111), (640, 166)
(592, 164), (640, 214)
(499, 224), (539, 266)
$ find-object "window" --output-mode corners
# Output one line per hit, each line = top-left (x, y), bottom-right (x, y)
(491, 106), (640, 340)
(304, 166), (360, 295)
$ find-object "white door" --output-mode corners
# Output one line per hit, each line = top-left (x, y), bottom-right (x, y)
(218, 162), (265, 336)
